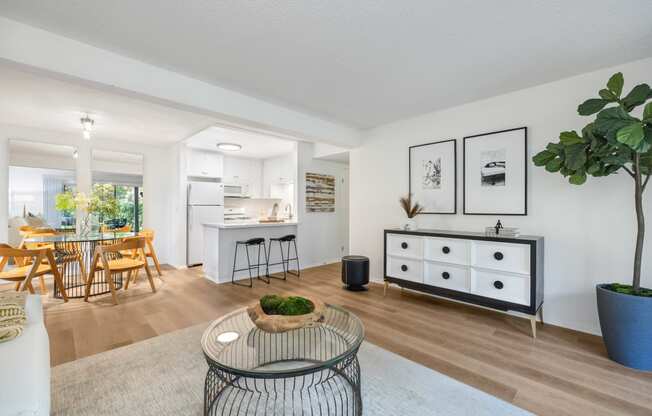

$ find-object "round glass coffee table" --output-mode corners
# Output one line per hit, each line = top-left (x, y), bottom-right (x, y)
(201, 305), (364, 416)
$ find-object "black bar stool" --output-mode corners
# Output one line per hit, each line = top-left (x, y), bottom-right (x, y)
(231, 237), (270, 287)
(266, 234), (300, 280)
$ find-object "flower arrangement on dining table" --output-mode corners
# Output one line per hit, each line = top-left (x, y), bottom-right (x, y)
(55, 186), (119, 235)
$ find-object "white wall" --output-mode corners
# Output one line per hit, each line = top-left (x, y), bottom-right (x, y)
(350, 57), (652, 335)
(298, 142), (350, 268)
(0, 136), (8, 243)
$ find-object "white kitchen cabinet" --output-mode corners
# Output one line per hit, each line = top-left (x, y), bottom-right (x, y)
(262, 153), (296, 197)
(222, 156), (263, 198)
(186, 148), (223, 178)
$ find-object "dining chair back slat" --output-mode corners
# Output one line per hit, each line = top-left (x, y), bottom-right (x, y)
(85, 236), (155, 305)
(0, 244), (68, 301)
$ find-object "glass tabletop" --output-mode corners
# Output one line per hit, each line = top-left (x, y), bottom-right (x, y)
(201, 305), (365, 377)
(25, 232), (137, 243)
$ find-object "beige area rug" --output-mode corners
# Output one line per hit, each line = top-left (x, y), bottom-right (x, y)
(52, 322), (531, 416)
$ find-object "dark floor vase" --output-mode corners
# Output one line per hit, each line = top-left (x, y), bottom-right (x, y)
(597, 284), (652, 371)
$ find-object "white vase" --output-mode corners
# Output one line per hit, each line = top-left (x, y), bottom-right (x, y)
(403, 218), (417, 231)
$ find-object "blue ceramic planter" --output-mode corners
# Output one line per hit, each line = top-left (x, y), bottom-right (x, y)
(596, 284), (652, 371)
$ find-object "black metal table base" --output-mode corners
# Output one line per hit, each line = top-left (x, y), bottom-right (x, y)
(205, 355), (362, 416)
(202, 307), (364, 416)
(53, 239), (124, 299)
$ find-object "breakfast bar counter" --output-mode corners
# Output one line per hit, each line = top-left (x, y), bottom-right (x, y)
(202, 221), (299, 284)
(206, 220), (299, 229)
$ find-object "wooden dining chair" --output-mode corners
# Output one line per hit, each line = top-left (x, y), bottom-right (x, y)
(0, 244), (69, 301)
(17, 228), (60, 293)
(100, 224), (133, 233)
(139, 229), (162, 277)
(85, 237), (155, 305)
(119, 229), (162, 279)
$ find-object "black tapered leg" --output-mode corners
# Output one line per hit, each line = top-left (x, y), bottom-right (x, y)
(290, 239), (300, 277)
(244, 245), (253, 287)
(231, 243), (238, 285)
(232, 243), (254, 288)
(267, 239), (288, 281)
(280, 240), (288, 280)
(258, 242), (270, 284)
(266, 240), (272, 277)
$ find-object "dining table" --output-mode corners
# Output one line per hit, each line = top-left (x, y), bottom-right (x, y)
(25, 232), (136, 299)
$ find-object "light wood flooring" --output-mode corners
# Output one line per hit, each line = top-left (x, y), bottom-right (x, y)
(4, 263), (652, 415)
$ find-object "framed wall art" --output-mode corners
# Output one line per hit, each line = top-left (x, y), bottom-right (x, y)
(305, 172), (335, 212)
(409, 139), (456, 214)
(463, 127), (527, 215)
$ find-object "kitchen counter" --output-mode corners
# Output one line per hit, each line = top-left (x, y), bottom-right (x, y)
(201, 221), (299, 284)
(204, 220), (299, 229)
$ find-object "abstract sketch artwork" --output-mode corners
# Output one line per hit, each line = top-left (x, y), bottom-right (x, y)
(422, 157), (442, 189)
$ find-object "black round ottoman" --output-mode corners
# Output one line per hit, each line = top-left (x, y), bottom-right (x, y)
(341, 255), (369, 291)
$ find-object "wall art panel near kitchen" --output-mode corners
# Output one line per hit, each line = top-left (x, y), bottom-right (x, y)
(463, 127), (527, 215)
(306, 172), (335, 213)
(409, 139), (456, 214)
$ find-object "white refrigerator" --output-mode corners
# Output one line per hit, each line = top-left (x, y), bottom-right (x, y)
(187, 181), (224, 266)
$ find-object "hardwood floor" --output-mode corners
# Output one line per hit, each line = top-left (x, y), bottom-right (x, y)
(6, 263), (652, 415)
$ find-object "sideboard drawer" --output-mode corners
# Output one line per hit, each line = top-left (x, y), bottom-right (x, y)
(472, 241), (530, 275)
(386, 234), (423, 259)
(424, 237), (470, 265)
(424, 261), (470, 293)
(387, 256), (423, 283)
(471, 269), (530, 306)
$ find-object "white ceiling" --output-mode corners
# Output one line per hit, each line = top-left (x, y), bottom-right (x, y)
(185, 126), (296, 159)
(1, 1), (651, 128)
(0, 65), (215, 144)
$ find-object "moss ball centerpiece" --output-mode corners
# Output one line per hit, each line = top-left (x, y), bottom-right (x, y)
(247, 294), (325, 333)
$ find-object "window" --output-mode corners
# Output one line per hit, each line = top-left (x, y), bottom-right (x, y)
(91, 183), (144, 232)
(8, 166), (77, 229)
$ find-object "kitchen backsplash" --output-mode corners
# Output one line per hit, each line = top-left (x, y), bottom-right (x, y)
(224, 198), (291, 219)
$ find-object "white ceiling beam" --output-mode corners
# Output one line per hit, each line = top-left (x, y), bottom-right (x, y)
(0, 16), (361, 148)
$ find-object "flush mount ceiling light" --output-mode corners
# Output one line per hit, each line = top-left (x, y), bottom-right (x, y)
(80, 115), (94, 140)
(217, 142), (242, 151)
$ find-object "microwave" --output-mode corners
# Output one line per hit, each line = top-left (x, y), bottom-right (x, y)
(223, 183), (250, 198)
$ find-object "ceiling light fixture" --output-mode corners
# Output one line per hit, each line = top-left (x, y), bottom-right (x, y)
(80, 115), (94, 140)
(217, 142), (242, 151)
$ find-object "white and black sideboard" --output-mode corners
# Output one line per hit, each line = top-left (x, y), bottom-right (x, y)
(384, 229), (544, 337)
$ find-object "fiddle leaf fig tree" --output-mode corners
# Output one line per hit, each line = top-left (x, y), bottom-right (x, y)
(533, 73), (652, 294)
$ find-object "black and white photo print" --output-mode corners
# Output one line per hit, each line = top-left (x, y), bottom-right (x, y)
(480, 149), (506, 187)
(464, 127), (527, 215)
(409, 139), (456, 214)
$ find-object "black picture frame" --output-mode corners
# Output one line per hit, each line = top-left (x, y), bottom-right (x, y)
(409, 138), (457, 214)
(463, 127), (527, 216)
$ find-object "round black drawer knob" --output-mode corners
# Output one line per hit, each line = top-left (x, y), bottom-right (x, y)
(493, 281), (504, 290)
(494, 252), (504, 261)
(442, 272), (450, 280)
(442, 246), (451, 254)
(401, 265), (408, 272)
(401, 242), (408, 249)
